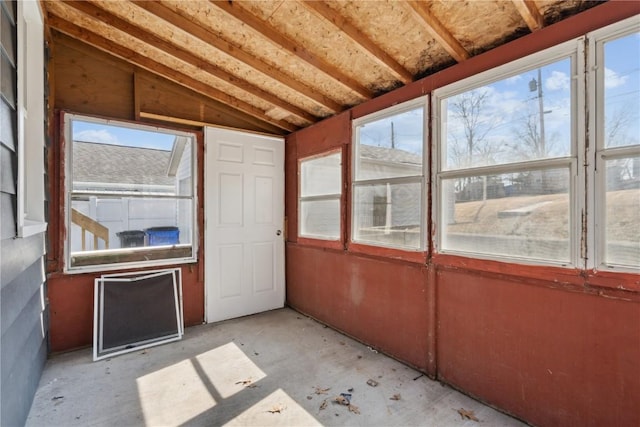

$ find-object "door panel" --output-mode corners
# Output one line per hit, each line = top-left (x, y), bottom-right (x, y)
(205, 127), (285, 323)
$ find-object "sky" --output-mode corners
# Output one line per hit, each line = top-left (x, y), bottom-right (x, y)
(356, 31), (639, 171)
(72, 120), (177, 151)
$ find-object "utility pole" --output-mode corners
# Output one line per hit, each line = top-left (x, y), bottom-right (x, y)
(530, 68), (546, 157)
(390, 121), (395, 149)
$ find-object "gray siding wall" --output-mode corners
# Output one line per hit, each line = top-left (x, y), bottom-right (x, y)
(0, 1), (48, 425)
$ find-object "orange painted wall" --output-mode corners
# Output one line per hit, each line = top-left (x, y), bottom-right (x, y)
(285, 2), (640, 425)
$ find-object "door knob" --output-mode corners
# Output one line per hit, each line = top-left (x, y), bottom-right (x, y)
(276, 230), (282, 236)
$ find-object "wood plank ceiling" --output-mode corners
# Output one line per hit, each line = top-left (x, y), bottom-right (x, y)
(43, 0), (601, 134)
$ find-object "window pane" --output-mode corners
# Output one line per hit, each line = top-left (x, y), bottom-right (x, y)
(353, 181), (422, 249)
(604, 157), (640, 267)
(72, 120), (193, 196)
(441, 168), (570, 262)
(68, 117), (196, 269)
(300, 199), (340, 240)
(442, 59), (572, 170)
(356, 106), (424, 180)
(69, 195), (192, 267)
(603, 32), (640, 148)
(300, 152), (341, 197)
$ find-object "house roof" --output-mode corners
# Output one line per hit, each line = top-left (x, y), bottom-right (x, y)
(73, 141), (175, 188)
(42, 0), (604, 135)
(360, 144), (422, 166)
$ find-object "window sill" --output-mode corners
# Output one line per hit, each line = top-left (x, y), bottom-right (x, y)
(348, 242), (427, 264)
(18, 220), (48, 238)
(433, 253), (640, 294)
(296, 237), (344, 250)
(67, 245), (195, 274)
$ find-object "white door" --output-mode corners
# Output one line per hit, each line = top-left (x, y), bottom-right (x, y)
(204, 127), (285, 323)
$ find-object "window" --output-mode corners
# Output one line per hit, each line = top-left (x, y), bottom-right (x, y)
(64, 114), (197, 271)
(434, 41), (580, 265)
(298, 150), (342, 240)
(591, 18), (640, 270)
(17, 0), (46, 237)
(352, 98), (426, 250)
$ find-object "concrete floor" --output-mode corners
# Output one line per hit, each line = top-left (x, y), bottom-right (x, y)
(27, 308), (526, 427)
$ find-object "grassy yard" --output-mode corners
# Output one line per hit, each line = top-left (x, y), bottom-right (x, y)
(447, 189), (639, 243)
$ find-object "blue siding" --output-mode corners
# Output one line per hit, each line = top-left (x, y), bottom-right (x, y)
(0, 0), (48, 425)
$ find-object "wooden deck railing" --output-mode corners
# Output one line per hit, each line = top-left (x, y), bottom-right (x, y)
(71, 209), (109, 250)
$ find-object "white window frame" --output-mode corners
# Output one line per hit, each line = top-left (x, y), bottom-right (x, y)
(432, 39), (584, 267)
(298, 149), (342, 241)
(16, 0), (47, 237)
(351, 96), (428, 251)
(63, 113), (199, 273)
(588, 16), (640, 272)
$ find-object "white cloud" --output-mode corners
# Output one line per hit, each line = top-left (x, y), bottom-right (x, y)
(505, 75), (522, 85)
(545, 71), (570, 91)
(74, 129), (119, 145)
(604, 67), (628, 89)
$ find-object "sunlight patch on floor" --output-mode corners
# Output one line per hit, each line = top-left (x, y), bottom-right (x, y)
(195, 341), (267, 399)
(136, 358), (217, 426)
(224, 388), (322, 426)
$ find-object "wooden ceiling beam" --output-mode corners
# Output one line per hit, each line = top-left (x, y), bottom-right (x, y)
(210, 0), (373, 100)
(134, 1), (343, 114)
(405, 1), (469, 63)
(46, 14), (298, 132)
(512, 0), (544, 32)
(299, 0), (413, 85)
(61, 1), (316, 126)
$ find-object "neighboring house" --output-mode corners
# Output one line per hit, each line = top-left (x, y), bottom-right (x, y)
(70, 140), (190, 251)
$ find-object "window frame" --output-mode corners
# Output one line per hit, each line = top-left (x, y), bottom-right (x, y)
(16, 0), (47, 238)
(588, 16), (640, 272)
(62, 113), (199, 273)
(297, 148), (343, 243)
(432, 39), (584, 267)
(351, 96), (428, 252)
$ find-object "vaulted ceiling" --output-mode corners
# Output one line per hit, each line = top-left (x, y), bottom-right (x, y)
(43, 0), (601, 134)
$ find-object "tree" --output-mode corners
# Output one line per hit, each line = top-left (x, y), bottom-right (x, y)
(446, 89), (501, 222)
(448, 89), (500, 169)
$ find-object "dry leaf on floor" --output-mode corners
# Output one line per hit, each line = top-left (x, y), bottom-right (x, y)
(348, 404), (361, 415)
(334, 395), (350, 406)
(366, 379), (379, 387)
(268, 404), (286, 414)
(319, 399), (328, 410)
(457, 408), (480, 422)
(235, 378), (256, 388)
(390, 394), (401, 401)
(314, 386), (331, 395)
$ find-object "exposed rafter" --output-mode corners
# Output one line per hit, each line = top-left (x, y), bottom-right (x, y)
(61, 1), (316, 126)
(512, 0), (544, 32)
(210, 0), (374, 100)
(134, 1), (342, 115)
(46, 14), (298, 132)
(299, 0), (413, 85)
(405, 1), (470, 63)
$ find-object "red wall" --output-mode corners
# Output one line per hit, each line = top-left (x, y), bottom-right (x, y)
(285, 3), (640, 426)
(437, 267), (639, 427)
(47, 265), (204, 352)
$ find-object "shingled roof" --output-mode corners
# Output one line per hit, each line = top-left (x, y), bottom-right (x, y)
(72, 141), (174, 188)
(360, 144), (422, 165)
